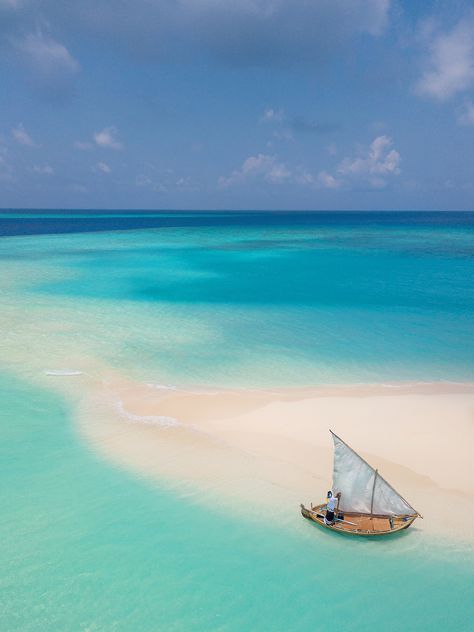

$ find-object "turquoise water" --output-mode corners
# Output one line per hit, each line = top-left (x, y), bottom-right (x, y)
(1, 215), (474, 385)
(1, 212), (474, 630)
(1, 374), (473, 631)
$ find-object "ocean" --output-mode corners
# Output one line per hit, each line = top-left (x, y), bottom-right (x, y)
(1, 211), (473, 630)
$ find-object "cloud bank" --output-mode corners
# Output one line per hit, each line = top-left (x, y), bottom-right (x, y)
(4, 1), (391, 70)
(220, 135), (401, 191)
(9, 29), (80, 98)
(416, 16), (474, 101)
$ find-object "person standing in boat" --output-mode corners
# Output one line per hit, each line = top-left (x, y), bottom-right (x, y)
(325, 491), (341, 525)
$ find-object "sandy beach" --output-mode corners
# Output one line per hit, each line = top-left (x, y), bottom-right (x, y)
(66, 371), (474, 541)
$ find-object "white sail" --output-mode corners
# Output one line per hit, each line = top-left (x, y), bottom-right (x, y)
(371, 473), (417, 517)
(331, 431), (417, 517)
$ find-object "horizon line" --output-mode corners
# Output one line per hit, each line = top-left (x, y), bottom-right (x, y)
(1, 208), (474, 214)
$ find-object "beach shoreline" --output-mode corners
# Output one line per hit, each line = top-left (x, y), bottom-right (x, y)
(46, 368), (474, 543)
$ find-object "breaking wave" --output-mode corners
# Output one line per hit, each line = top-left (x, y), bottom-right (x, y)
(115, 399), (181, 428)
(43, 369), (83, 377)
(145, 383), (178, 391)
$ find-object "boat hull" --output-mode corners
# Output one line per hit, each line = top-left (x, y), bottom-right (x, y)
(300, 503), (417, 536)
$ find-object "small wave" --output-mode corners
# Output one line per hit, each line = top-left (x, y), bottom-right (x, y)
(321, 380), (474, 390)
(43, 369), (83, 377)
(115, 400), (181, 428)
(371, 380), (474, 390)
(146, 383), (178, 391)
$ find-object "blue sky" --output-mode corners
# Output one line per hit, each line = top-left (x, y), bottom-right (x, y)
(0, 1), (473, 210)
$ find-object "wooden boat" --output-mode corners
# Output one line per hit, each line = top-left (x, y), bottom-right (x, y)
(301, 431), (422, 536)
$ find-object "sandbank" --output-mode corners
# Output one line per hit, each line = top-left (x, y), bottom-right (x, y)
(65, 371), (474, 542)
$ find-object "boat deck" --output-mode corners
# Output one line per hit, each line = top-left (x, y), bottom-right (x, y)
(301, 503), (417, 536)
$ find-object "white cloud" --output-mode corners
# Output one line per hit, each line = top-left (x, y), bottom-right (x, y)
(317, 170), (340, 189)
(33, 164), (54, 175)
(220, 153), (345, 190)
(221, 136), (401, 192)
(219, 153), (343, 190)
(337, 135), (401, 187)
(219, 153), (292, 187)
(457, 98), (474, 125)
(176, 176), (194, 189)
(313, 136), (401, 190)
(294, 168), (340, 189)
(15, 32), (79, 75)
(12, 31), (80, 96)
(260, 107), (295, 141)
(294, 170), (316, 186)
(93, 127), (123, 150)
(75, 127), (123, 152)
(416, 17), (474, 101)
(74, 140), (93, 150)
(12, 123), (37, 147)
(96, 161), (112, 174)
(261, 108), (284, 123)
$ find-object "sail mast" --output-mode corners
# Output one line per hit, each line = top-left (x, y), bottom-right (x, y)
(370, 469), (378, 516)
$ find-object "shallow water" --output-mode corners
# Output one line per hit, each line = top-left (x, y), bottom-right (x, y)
(1, 212), (474, 630)
(1, 374), (473, 631)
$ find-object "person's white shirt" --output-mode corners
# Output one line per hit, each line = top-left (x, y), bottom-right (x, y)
(327, 496), (337, 512)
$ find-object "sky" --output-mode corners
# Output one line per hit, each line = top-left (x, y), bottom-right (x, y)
(0, 0), (474, 211)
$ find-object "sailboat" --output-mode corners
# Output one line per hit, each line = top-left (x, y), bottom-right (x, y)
(300, 431), (422, 536)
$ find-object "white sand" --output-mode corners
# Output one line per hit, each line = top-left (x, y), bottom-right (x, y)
(68, 371), (474, 541)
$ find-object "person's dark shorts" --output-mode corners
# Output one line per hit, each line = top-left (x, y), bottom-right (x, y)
(325, 509), (335, 524)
